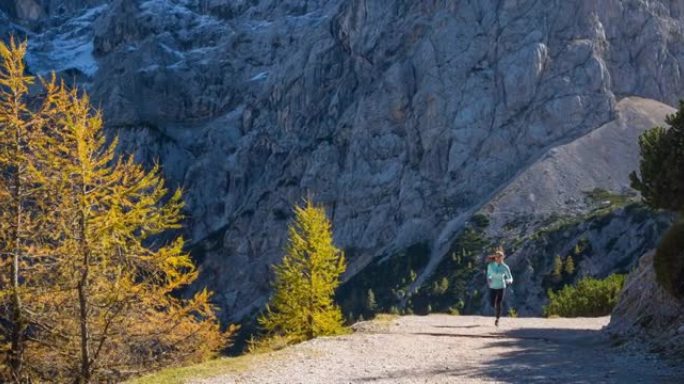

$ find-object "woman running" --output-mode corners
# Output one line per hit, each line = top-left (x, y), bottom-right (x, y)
(487, 248), (513, 327)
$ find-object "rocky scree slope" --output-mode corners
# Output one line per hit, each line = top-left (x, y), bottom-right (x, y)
(3, 0), (684, 322)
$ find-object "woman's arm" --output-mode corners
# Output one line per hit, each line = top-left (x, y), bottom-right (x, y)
(486, 263), (494, 284)
(504, 264), (513, 284)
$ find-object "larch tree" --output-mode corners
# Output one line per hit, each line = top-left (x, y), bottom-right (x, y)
(0, 37), (64, 383)
(551, 255), (563, 280)
(0, 35), (231, 384)
(33, 85), (230, 383)
(366, 289), (377, 313)
(259, 199), (347, 342)
(564, 255), (575, 276)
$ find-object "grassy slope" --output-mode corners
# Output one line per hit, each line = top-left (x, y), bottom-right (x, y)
(126, 355), (254, 384)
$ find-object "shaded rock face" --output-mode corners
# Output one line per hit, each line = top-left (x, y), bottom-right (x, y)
(608, 250), (684, 358)
(0, 0), (105, 24)
(502, 207), (673, 315)
(5, 0), (684, 321)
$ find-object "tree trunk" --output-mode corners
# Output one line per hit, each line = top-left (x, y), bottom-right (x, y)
(77, 280), (90, 384)
(307, 265), (314, 340)
(8, 110), (25, 383)
(77, 194), (91, 383)
(9, 241), (24, 383)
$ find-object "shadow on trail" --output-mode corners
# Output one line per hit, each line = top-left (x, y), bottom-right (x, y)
(355, 326), (683, 383)
(470, 328), (617, 383)
(471, 328), (681, 383)
(433, 324), (482, 329)
(411, 332), (506, 339)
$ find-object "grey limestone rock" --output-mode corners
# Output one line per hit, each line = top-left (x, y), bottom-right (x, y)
(5, 0), (684, 321)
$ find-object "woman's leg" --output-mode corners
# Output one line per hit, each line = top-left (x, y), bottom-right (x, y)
(494, 289), (505, 320)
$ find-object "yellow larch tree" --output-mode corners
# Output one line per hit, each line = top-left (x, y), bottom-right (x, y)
(259, 199), (347, 342)
(0, 37), (64, 383)
(34, 84), (230, 383)
(0, 39), (230, 383)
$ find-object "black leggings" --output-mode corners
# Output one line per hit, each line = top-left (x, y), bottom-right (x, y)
(489, 288), (505, 319)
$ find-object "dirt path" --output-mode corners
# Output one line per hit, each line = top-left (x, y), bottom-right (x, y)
(194, 315), (684, 384)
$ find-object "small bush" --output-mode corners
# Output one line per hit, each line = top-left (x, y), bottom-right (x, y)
(448, 307), (460, 316)
(544, 274), (625, 317)
(654, 220), (684, 299)
(470, 213), (490, 229)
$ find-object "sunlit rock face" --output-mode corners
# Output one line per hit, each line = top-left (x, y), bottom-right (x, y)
(4, 0), (684, 321)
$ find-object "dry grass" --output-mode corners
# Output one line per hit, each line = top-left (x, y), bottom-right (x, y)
(246, 334), (299, 354)
(373, 313), (400, 323)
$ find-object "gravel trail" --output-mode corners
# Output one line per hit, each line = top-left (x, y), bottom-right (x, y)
(194, 315), (684, 384)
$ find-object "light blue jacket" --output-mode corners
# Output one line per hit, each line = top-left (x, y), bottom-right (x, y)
(487, 262), (513, 289)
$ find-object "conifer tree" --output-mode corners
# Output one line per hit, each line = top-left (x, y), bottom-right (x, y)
(0, 37), (63, 383)
(0, 36), (231, 383)
(439, 277), (449, 294)
(552, 255), (563, 280)
(630, 102), (684, 212)
(631, 103), (684, 296)
(33, 86), (229, 383)
(259, 199), (346, 341)
(366, 289), (378, 313)
(564, 255), (575, 276)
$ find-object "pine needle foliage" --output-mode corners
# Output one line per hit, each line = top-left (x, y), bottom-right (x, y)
(630, 101), (684, 212)
(366, 289), (377, 313)
(630, 101), (684, 297)
(552, 255), (563, 280)
(37, 84), (228, 384)
(564, 255), (575, 276)
(0, 37), (65, 383)
(259, 199), (347, 342)
(0, 38), (231, 383)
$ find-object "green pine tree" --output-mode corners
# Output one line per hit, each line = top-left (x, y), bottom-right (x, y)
(433, 277), (449, 295)
(366, 289), (378, 313)
(630, 101), (684, 212)
(347, 312), (354, 322)
(630, 103), (684, 297)
(552, 255), (563, 279)
(259, 199), (347, 341)
(564, 255), (575, 276)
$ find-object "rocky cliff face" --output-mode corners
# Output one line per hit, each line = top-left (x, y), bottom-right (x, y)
(3, 0), (684, 322)
(608, 250), (684, 358)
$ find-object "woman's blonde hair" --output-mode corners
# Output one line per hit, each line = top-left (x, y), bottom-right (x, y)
(486, 246), (505, 262)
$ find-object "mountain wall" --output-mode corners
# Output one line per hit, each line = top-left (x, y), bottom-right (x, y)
(3, 0), (684, 322)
